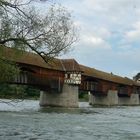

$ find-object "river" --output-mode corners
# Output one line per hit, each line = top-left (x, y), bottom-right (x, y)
(0, 100), (140, 140)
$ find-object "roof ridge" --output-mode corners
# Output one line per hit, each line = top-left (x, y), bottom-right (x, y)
(60, 59), (66, 71)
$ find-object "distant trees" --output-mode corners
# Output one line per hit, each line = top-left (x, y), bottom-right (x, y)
(133, 73), (140, 83)
(0, 0), (77, 82)
(0, 84), (40, 100)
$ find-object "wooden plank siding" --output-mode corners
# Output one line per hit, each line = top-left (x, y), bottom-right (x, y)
(12, 63), (65, 92)
(79, 75), (137, 97)
(2, 47), (140, 94)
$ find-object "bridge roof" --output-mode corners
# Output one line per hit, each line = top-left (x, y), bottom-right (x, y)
(2, 47), (139, 86)
(60, 59), (81, 72)
(2, 47), (81, 72)
(80, 65), (139, 86)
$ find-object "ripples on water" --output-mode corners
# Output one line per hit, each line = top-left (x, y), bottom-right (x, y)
(0, 100), (140, 140)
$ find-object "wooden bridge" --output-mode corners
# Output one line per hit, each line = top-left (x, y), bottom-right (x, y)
(2, 47), (140, 107)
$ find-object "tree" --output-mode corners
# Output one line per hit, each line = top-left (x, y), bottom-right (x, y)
(0, 0), (77, 82)
(133, 73), (140, 82)
(0, 59), (19, 82)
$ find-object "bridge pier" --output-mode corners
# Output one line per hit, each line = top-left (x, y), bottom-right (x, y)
(39, 84), (79, 108)
(89, 90), (118, 106)
(89, 90), (139, 106)
(118, 94), (139, 105)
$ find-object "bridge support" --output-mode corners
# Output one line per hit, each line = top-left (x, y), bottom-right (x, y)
(39, 84), (79, 108)
(89, 90), (118, 106)
(89, 91), (139, 106)
(118, 94), (139, 105)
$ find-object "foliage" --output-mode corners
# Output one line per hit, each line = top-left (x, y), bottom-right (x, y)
(79, 91), (89, 101)
(0, 0), (77, 83)
(24, 86), (40, 98)
(0, 45), (20, 83)
(0, 0), (77, 62)
(0, 60), (19, 83)
(0, 84), (40, 99)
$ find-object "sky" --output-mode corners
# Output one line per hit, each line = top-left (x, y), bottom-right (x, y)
(38, 0), (140, 78)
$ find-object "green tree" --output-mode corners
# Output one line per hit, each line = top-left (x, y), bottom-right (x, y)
(0, 0), (77, 82)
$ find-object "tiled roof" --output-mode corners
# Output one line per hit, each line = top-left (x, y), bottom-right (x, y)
(60, 59), (81, 72)
(80, 65), (139, 86)
(2, 47), (81, 72)
(2, 47), (140, 86)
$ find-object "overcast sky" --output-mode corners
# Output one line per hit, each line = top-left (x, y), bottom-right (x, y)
(39, 0), (140, 78)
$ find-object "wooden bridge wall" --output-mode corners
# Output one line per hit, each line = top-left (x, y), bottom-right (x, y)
(9, 63), (140, 95)
(79, 75), (138, 96)
(12, 63), (65, 92)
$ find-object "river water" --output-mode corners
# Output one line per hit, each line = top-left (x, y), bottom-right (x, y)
(0, 100), (140, 140)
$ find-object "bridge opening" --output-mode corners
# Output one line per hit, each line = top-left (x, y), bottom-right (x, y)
(20, 67), (36, 73)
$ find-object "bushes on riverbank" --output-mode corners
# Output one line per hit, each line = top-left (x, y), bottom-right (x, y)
(0, 84), (40, 99)
(79, 91), (89, 101)
(0, 84), (89, 101)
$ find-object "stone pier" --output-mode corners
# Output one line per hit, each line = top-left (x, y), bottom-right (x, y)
(89, 90), (139, 106)
(89, 90), (118, 106)
(118, 94), (139, 106)
(39, 84), (79, 108)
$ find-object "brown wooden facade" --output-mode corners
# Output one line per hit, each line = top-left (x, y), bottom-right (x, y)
(13, 63), (65, 92)
(79, 65), (140, 97)
(3, 47), (140, 96)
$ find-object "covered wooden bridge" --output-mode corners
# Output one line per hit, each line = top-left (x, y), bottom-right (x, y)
(79, 65), (140, 106)
(2, 47), (140, 107)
